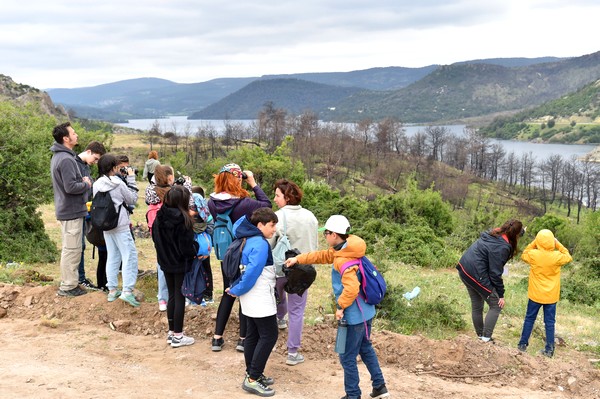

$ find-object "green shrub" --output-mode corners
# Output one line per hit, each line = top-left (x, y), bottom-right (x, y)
(562, 260), (600, 306)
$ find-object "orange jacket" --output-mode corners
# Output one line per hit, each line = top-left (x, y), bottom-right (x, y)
(296, 235), (366, 309)
(521, 229), (572, 304)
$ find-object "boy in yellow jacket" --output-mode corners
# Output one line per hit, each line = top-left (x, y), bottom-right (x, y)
(517, 229), (572, 357)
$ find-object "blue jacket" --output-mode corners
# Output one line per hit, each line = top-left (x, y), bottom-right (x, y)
(228, 216), (276, 317)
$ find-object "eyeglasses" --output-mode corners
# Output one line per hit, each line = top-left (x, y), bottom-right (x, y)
(323, 231), (333, 236)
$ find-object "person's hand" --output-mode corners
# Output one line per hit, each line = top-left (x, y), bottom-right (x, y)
(82, 176), (92, 187)
(243, 170), (257, 188)
(335, 308), (344, 320)
(127, 167), (135, 177)
(498, 298), (505, 309)
(225, 287), (236, 297)
(284, 257), (298, 267)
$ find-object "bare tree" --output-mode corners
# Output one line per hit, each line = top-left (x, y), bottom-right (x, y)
(424, 126), (449, 162)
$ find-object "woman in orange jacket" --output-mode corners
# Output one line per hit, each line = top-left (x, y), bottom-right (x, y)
(517, 229), (572, 357)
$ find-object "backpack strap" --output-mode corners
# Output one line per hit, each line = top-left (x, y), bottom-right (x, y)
(339, 258), (370, 340)
(339, 259), (360, 275)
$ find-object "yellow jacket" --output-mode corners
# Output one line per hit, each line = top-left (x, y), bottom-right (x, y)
(521, 229), (572, 304)
(296, 235), (366, 310)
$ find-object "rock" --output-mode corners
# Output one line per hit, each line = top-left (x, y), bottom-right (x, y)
(0, 308), (7, 318)
(23, 295), (33, 307)
(464, 378), (473, 384)
(568, 377), (577, 386)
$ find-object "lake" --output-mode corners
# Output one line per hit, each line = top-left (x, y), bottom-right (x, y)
(116, 116), (598, 162)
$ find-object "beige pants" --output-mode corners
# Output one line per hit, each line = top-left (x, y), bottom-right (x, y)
(59, 218), (84, 291)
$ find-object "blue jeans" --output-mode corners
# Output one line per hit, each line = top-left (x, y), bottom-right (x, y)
(104, 229), (138, 292)
(518, 299), (556, 352)
(339, 318), (385, 399)
(157, 263), (169, 302)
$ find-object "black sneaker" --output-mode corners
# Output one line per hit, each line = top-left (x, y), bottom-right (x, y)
(236, 338), (245, 352)
(539, 347), (555, 358)
(211, 337), (224, 352)
(517, 344), (527, 352)
(57, 286), (87, 297)
(370, 384), (390, 399)
(79, 278), (99, 290)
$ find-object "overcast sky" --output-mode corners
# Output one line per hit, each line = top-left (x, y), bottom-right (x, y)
(2, 0), (599, 89)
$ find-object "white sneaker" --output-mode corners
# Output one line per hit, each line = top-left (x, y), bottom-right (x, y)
(277, 318), (287, 329)
(158, 300), (167, 312)
(286, 352), (305, 366)
(171, 335), (195, 348)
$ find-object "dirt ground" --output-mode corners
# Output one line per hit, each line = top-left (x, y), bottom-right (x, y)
(0, 283), (598, 399)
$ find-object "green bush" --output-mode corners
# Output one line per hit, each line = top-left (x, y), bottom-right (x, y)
(378, 285), (466, 335)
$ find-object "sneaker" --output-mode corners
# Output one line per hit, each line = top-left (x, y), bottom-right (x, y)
(257, 374), (274, 386)
(517, 344), (527, 352)
(242, 375), (275, 397)
(203, 296), (214, 304)
(370, 384), (390, 399)
(107, 290), (121, 302)
(211, 337), (224, 352)
(79, 278), (99, 290)
(286, 352), (305, 366)
(57, 286), (87, 297)
(119, 291), (140, 307)
(171, 335), (195, 348)
(539, 347), (555, 358)
(277, 318), (287, 330)
(158, 300), (167, 312)
(200, 298), (207, 307)
(166, 331), (173, 344)
(236, 338), (245, 352)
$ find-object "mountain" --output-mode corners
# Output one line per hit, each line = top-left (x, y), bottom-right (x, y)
(0, 74), (67, 118)
(453, 56), (564, 68)
(319, 51), (600, 122)
(47, 77), (257, 121)
(189, 78), (363, 120)
(262, 65), (439, 91)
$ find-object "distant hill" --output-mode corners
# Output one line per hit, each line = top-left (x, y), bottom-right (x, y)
(0, 74), (67, 118)
(453, 56), (564, 68)
(189, 78), (363, 120)
(47, 77), (257, 121)
(262, 65), (439, 91)
(319, 51), (600, 122)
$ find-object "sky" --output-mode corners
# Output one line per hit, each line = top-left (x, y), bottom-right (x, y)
(2, 0), (599, 89)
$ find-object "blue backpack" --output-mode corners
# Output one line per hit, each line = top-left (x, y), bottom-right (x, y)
(212, 203), (239, 261)
(195, 231), (212, 259)
(339, 256), (387, 305)
(181, 257), (208, 304)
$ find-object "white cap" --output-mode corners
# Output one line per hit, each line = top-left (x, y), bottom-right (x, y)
(320, 215), (351, 234)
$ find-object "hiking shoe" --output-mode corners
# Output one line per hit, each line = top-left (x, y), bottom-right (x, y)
(517, 344), (527, 352)
(236, 338), (245, 352)
(57, 286), (87, 297)
(286, 352), (305, 366)
(79, 279), (99, 290)
(158, 300), (167, 312)
(539, 348), (554, 358)
(277, 318), (287, 330)
(107, 290), (122, 302)
(242, 375), (275, 397)
(211, 337), (224, 352)
(171, 335), (195, 348)
(257, 374), (274, 386)
(370, 384), (390, 398)
(166, 332), (173, 344)
(119, 291), (140, 307)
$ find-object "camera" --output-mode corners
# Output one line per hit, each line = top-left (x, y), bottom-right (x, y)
(174, 171), (186, 185)
(120, 166), (138, 176)
(242, 172), (248, 179)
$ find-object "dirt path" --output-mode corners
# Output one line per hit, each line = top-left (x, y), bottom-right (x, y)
(0, 284), (598, 399)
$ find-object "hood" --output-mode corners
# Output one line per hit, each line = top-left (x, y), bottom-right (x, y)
(210, 192), (243, 213)
(50, 142), (75, 156)
(157, 206), (185, 229)
(94, 175), (122, 193)
(233, 216), (263, 239)
(145, 158), (159, 166)
(336, 235), (367, 259)
(534, 229), (556, 250)
(480, 231), (511, 247)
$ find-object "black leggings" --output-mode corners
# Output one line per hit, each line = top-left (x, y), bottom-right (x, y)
(164, 271), (186, 334)
(96, 246), (108, 290)
(214, 262), (247, 337)
(202, 257), (213, 298)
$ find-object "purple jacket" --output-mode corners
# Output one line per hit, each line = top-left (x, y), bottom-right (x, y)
(208, 185), (271, 224)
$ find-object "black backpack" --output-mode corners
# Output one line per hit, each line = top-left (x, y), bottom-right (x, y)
(222, 238), (247, 286)
(90, 190), (122, 231)
(282, 248), (317, 295)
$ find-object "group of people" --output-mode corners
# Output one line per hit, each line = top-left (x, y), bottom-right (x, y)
(51, 121), (573, 398)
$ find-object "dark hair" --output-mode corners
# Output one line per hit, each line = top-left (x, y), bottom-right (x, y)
(164, 185), (194, 230)
(192, 186), (205, 197)
(116, 155), (129, 164)
(491, 219), (523, 258)
(337, 233), (349, 241)
(250, 207), (278, 226)
(85, 141), (106, 156)
(97, 154), (118, 176)
(52, 122), (72, 144)
(273, 179), (303, 205)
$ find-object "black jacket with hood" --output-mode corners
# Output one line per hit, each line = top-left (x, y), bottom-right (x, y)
(456, 231), (512, 298)
(152, 206), (199, 274)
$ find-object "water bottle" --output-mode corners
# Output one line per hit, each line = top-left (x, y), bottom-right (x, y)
(334, 319), (348, 354)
